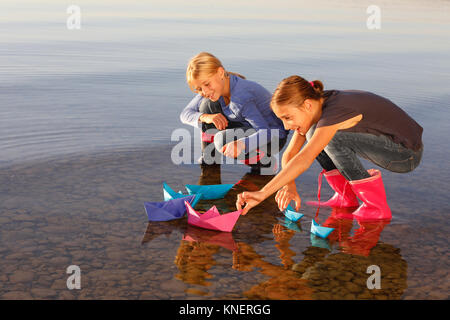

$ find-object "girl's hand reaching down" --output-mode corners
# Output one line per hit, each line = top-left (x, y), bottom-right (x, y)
(236, 191), (266, 215)
(275, 182), (301, 212)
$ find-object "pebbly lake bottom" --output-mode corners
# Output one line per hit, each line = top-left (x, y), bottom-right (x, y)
(0, 144), (448, 300)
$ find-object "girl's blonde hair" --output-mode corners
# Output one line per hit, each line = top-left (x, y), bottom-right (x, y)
(186, 52), (246, 91)
(271, 75), (324, 109)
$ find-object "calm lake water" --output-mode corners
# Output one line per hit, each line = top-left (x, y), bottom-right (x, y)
(0, 0), (449, 299)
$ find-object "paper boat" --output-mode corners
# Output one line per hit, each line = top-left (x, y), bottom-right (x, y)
(185, 183), (234, 200)
(163, 182), (201, 208)
(311, 218), (335, 239)
(284, 204), (304, 222)
(144, 195), (197, 221)
(310, 233), (331, 250)
(183, 225), (238, 251)
(185, 201), (241, 232)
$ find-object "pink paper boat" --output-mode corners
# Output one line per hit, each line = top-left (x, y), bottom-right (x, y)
(184, 201), (242, 232)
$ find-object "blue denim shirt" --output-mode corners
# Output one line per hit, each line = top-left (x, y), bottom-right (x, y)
(180, 74), (288, 153)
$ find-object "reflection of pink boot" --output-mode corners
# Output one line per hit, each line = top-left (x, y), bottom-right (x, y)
(349, 169), (392, 221)
(341, 219), (390, 256)
(322, 208), (355, 245)
(307, 169), (359, 208)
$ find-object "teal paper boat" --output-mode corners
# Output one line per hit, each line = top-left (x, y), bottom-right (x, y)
(284, 204), (304, 222)
(163, 182), (201, 208)
(310, 233), (331, 250)
(311, 219), (334, 239)
(185, 183), (234, 200)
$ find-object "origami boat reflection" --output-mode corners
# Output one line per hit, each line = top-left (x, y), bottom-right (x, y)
(311, 219), (335, 239)
(185, 183), (234, 200)
(144, 195), (197, 221)
(185, 201), (241, 232)
(163, 182), (201, 208)
(281, 217), (302, 232)
(284, 204), (304, 222)
(183, 225), (238, 251)
(310, 233), (332, 250)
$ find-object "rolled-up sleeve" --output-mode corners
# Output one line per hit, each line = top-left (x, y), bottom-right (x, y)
(180, 94), (204, 129)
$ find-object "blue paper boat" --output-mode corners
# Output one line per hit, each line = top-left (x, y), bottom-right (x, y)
(284, 204), (304, 222)
(144, 195), (197, 221)
(310, 233), (331, 250)
(185, 183), (234, 200)
(163, 182), (201, 208)
(310, 219), (334, 239)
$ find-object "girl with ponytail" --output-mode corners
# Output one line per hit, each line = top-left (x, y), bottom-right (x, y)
(236, 75), (423, 221)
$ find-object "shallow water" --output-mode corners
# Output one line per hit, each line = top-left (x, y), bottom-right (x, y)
(0, 145), (448, 299)
(1, 0), (449, 299)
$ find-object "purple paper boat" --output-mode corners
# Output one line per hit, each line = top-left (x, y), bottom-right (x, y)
(144, 195), (197, 221)
(184, 201), (242, 232)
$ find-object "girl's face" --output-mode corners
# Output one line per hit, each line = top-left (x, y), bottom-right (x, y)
(191, 67), (226, 102)
(272, 100), (317, 136)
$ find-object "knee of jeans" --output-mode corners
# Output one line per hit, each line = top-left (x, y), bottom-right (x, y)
(213, 131), (226, 153)
(385, 157), (415, 173)
(199, 99), (221, 114)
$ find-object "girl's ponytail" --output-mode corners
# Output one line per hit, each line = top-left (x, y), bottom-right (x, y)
(226, 71), (246, 80)
(271, 75), (324, 109)
(310, 80), (324, 95)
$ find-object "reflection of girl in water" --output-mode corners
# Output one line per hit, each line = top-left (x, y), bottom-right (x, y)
(233, 240), (313, 299)
(293, 242), (407, 300)
(174, 241), (219, 290)
(272, 224), (296, 269)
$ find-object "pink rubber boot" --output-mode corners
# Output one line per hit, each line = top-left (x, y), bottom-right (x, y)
(307, 169), (360, 208)
(349, 169), (392, 221)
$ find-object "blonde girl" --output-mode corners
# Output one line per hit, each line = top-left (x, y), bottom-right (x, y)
(180, 52), (288, 173)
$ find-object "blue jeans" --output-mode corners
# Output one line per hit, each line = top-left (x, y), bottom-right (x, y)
(199, 99), (287, 165)
(306, 124), (423, 181)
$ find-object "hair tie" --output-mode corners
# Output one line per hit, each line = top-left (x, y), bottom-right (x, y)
(309, 81), (315, 88)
